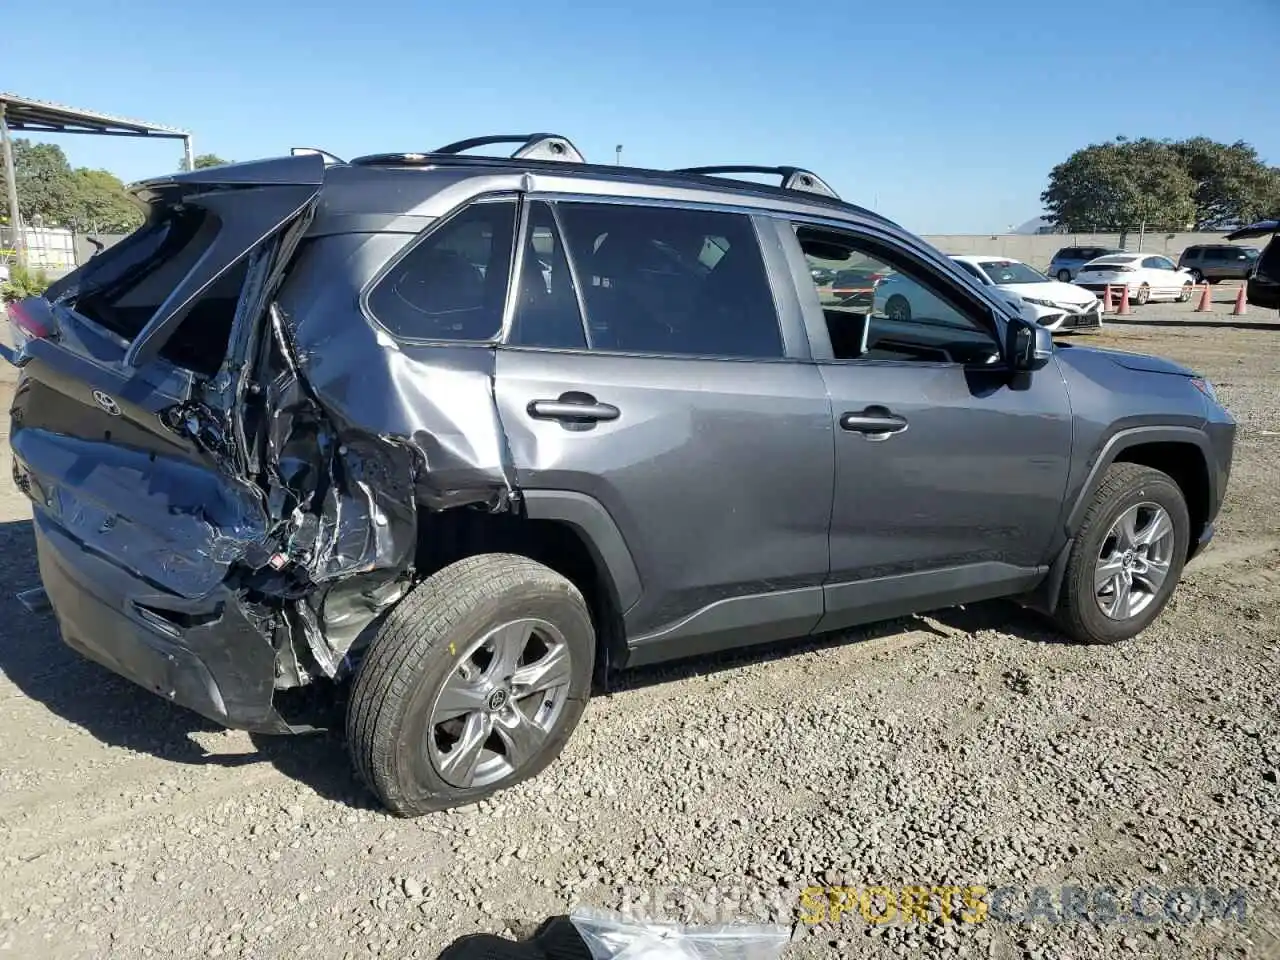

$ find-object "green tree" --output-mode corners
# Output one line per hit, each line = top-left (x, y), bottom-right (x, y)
(0, 138), (144, 234)
(68, 168), (144, 234)
(0, 139), (79, 227)
(1041, 138), (1197, 245)
(1171, 137), (1280, 229)
(191, 153), (230, 170)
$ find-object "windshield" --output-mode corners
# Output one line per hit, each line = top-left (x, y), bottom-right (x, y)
(975, 260), (1048, 284)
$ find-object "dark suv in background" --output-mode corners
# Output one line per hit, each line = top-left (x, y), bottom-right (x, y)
(1178, 244), (1260, 284)
(1226, 220), (1279, 308)
(1047, 246), (1124, 282)
(3, 134), (1236, 816)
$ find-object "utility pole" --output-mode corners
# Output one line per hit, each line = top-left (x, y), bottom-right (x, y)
(0, 101), (26, 267)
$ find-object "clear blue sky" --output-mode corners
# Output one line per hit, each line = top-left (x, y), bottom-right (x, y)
(4, 0), (1278, 233)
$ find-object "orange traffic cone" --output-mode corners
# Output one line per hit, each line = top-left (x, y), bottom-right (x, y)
(1195, 283), (1212, 312)
(1232, 282), (1248, 316)
(1117, 285), (1132, 316)
(1101, 285), (1114, 313)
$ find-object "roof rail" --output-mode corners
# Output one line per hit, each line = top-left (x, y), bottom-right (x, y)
(349, 133), (586, 168)
(673, 165), (840, 200)
(291, 146), (346, 165)
(432, 133), (586, 163)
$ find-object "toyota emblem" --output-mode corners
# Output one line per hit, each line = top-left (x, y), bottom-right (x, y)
(92, 390), (122, 417)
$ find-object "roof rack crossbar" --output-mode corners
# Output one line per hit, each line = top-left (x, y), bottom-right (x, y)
(674, 165), (841, 200)
(431, 133), (586, 164)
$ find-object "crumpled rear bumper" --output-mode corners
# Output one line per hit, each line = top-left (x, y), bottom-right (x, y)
(32, 508), (292, 734)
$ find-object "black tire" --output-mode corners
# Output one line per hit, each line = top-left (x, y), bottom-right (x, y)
(1190, 269), (1203, 284)
(347, 554), (595, 816)
(1054, 463), (1190, 645)
(1056, 269), (1072, 282)
(885, 294), (912, 321)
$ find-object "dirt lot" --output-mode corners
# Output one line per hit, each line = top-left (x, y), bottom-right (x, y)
(1, 313), (1278, 959)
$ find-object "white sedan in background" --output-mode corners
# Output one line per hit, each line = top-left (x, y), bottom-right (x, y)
(1073, 253), (1195, 305)
(948, 255), (1102, 331)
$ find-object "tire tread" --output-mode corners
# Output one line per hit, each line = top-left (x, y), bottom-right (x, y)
(346, 553), (587, 815)
(1055, 462), (1187, 644)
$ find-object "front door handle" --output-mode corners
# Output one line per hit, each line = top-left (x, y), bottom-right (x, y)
(840, 408), (909, 438)
(528, 395), (620, 423)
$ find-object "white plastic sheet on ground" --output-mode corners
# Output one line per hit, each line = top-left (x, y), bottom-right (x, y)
(568, 907), (791, 960)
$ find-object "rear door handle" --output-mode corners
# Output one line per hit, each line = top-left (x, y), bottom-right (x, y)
(840, 408), (909, 438)
(528, 396), (620, 423)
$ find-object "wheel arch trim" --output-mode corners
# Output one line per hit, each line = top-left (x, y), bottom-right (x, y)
(1064, 426), (1214, 536)
(520, 489), (642, 614)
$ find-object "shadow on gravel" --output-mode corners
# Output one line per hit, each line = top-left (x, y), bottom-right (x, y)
(0, 508), (1077, 809)
(0, 518), (371, 809)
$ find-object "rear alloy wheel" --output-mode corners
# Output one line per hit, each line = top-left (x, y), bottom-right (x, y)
(885, 295), (912, 321)
(1054, 463), (1189, 644)
(1057, 269), (1072, 282)
(1190, 269), (1204, 284)
(347, 554), (595, 816)
(1178, 282), (1193, 302)
(1135, 283), (1150, 305)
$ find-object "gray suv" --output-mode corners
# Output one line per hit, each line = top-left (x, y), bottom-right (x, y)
(1177, 244), (1260, 284)
(3, 134), (1236, 816)
(1048, 246), (1124, 282)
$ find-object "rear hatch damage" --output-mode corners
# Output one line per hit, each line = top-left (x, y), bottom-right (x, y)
(5, 155), (443, 729)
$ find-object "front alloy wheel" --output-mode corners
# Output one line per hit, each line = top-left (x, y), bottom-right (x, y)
(1094, 502), (1175, 620)
(1054, 462), (1190, 645)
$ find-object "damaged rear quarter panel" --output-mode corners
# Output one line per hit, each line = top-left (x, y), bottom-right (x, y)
(264, 228), (517, 675)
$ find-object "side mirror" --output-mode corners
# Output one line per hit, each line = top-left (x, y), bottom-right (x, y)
(1008, 320), (1053, 371)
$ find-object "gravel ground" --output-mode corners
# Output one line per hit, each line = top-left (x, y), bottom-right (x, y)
(0, 313), (1278, 960)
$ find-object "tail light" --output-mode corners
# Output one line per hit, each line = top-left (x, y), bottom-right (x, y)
(6, 298), (57, 343)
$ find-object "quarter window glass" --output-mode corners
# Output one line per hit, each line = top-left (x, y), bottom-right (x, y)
(554, 203), (784, 359)
(795, 225), (1002, 366)
(367, 199), (517, 340)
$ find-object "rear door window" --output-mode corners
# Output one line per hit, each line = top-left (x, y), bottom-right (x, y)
(367, 199), (518, 341)
(551, 201), (784, 358)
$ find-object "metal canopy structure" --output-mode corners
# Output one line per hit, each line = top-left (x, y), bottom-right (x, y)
(0, 92), (194, 265)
